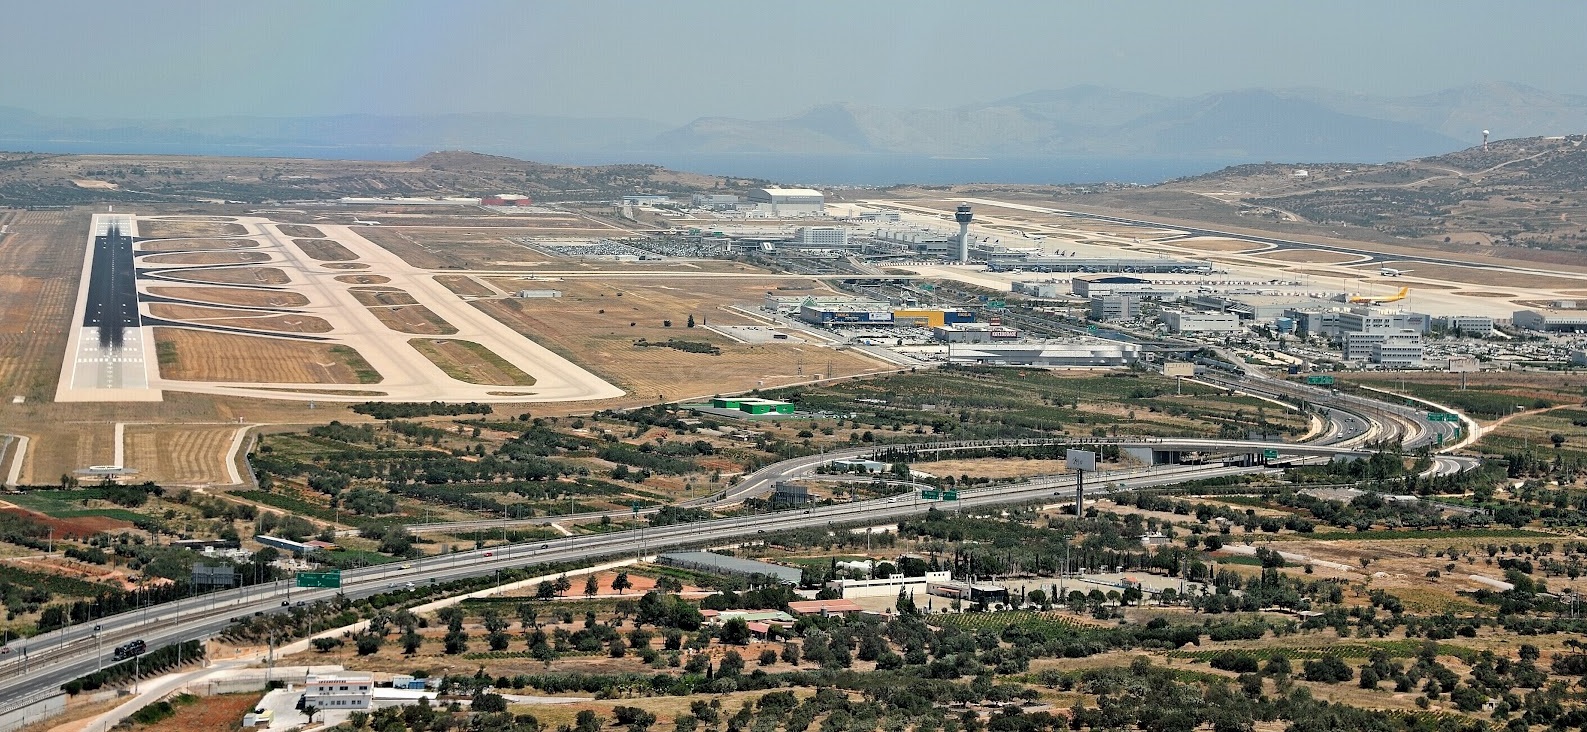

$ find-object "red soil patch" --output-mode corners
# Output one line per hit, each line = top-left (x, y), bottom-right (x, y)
(0, 507), (131, 540)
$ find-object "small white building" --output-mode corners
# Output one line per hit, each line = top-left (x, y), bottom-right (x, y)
(304, 674), (374, 711)
(515, 289), (563, 298)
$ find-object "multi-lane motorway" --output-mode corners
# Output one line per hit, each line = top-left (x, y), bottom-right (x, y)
(0, 460), (1266, 713)
(0, 366), (1481, 715)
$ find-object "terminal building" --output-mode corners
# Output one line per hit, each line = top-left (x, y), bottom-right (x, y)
(746, 188), (825, 217)
(1513, 308), (1587, 332)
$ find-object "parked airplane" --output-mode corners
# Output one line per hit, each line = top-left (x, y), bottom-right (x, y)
(1379, 267), (1411, 277)
(1348, 286), (1410, 305)
(352, 218), (381, 226)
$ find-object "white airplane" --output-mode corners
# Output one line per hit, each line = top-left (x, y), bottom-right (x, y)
(1379, 267), (1411, 277)
(352, 218), (381, 226)
(1021, 231), (1047, 240)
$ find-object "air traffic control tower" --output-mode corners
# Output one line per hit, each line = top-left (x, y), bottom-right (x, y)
(955, 203), (973, 262)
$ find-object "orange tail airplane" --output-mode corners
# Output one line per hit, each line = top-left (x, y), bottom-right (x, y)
(1348, 286), (1409, 305)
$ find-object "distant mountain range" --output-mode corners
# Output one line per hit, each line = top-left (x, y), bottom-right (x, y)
(4, 82), (1587, 168)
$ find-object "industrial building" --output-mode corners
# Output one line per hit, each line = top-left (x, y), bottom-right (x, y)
(1287, 306), (1430, 338)
(621, 195), (671, 206)
(1433, 315), (1497, 335)
(1090, 295), (1140, 321)
(304, 674), (374, 711)
(1071, 274), (1177, 298)
(1513, 309), (1587, 332)
(825, 571), (951, 598)
(1343, 330), (1424, 366)
(933, 323), (1019, 343)
(893, 309), (975, 327)
(691, 193), (740, 209)
(1012, 280), (1068, 299)
(926, 579), (1010, 604)
(514, 289), (562, 298)
(657, 551), (802, 585)
(1162, 311), (1243, 333)
(746, 187), (824, 217)
(764, 294), (888, 315)
(710, 397), (796, 415)
(799, 302), (895, 326)
(943, 340), (1140, 367)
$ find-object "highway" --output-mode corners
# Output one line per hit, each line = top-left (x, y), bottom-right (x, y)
(0, 460), (1266, 710)
(2, 360), (1481, 712)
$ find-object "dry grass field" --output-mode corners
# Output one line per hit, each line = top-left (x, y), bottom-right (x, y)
(161, 266), (291, 286)
(1253, 249), (1364, 264)
(276, 224), (324, 238)
(334, 274), (390, 284)
(148, 303), (268, 321)
(356, 227), (556, 269)
(409, 338), (537, 386)
(209, 314), (333, 334)
(471, 278), (890, 405)
(291, 238), (357, 261)
(0, 210), (88, 401)
(141, 250), (271, 266)
(134, 692), (266, 732)
(146, 285), (308, 308)
(366, 304), (457, 335)
(154, 328), (378, 383)
(137, 220), (246, 239)
(136, 237), (258, 253)
(122, 425), (238, 484)
(434, 274), (497, 296)
(349, 287), (419, 307)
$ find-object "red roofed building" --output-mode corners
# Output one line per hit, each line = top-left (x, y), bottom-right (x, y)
(787, 599), (863, 617)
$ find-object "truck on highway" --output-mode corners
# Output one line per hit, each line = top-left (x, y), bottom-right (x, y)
(112, 639), (146, 660)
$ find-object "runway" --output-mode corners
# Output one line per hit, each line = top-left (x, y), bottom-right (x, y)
(54, 214), (162, 403)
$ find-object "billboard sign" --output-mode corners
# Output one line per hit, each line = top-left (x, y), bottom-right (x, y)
(1066, 449), (1097, 472)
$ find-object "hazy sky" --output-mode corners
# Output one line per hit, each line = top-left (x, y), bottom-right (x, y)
(8, 0), (1586, 122)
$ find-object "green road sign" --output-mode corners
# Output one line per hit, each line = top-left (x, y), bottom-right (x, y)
(986, 300), (1005, 309)
(920, 490), (940, 500)
(1426, 413), (1459, 422)
(297, 570), (342, 589)
(1305, 375), (1335, 385)
(1435, 433), (1445, 445)
(942, 491), (959, 501)
(632, 501), (642, 516)
(1262, 449), (1279, 459)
